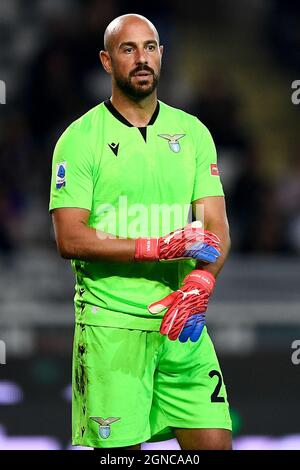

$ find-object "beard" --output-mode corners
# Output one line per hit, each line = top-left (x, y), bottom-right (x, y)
(113, 65), (159, 100)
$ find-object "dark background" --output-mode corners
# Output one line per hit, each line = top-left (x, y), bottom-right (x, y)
(0, 0), (300, 450)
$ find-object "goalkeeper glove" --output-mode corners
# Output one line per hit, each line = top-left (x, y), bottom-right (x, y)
(148, 270), (215, 342)
(135, 221), (220, 263)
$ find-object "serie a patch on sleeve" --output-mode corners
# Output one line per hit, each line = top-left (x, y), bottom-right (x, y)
(210, 163), (220, 176)
(56, 162), (67, 189)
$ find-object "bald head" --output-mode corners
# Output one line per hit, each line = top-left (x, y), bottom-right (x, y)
(104, 14), (160, 54)
(100, 14), (163, 101)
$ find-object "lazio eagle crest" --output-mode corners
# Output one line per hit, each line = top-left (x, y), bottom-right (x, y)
(158, 134), (186, 153)
(90, 416), (120, 439)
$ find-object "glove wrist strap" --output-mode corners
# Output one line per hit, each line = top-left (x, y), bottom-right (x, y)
(135, 238), (159, 261)
(183, 269), (216, 294)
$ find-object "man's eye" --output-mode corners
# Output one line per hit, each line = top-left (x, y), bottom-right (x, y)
(124, 48), (133, 53)
(147, 44), (156, 51)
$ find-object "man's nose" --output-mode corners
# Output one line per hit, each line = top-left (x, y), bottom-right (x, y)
(135, 48), (148, 64)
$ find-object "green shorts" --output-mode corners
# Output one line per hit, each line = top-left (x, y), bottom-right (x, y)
(72, 323), (232, 448)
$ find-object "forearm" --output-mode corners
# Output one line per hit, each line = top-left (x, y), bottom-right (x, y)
(196, 222), (231, 278)
(54, 222), (136, 263)
(52, 204), (225, 265)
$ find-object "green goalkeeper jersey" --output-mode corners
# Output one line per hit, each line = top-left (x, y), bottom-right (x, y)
(49, 100), (224, 330)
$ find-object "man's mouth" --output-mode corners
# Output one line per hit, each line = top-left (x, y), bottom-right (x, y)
(133, 71), (152, 76)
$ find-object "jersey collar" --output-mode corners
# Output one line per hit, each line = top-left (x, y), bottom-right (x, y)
(104, 99), (160, 127)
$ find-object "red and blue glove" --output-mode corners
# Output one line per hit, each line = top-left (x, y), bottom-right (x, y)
(148, 270), (215, 342)
(135, 221), (220, 263)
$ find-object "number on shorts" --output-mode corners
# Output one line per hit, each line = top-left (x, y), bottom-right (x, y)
(209, 370), (225, 403)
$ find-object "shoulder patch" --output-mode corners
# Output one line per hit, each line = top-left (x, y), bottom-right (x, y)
(210, 163), (219, 176)
(56, 162), (67, 189)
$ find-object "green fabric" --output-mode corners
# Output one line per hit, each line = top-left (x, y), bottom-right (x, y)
(49, 101), (224, 330)
(72, 324), (232, 448)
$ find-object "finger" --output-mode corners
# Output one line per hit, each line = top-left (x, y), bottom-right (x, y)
(178, 315), (198, 343)
(159, 295), (185, 335)
(184, 243), (220, 263)
(190, 314), (206, 342)
(166, 306), (191, 340)
(160, 307), (179, 336)
(159, 291), (187, 335)
(196, 245), (220, 263)
(148, 291), (178, 314)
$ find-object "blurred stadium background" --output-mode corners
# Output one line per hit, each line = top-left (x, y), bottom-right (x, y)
(0, 0), (300, 450)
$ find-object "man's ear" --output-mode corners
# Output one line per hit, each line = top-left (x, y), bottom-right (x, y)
(159, 45), (164, 58)
(99, 50), (112, 74)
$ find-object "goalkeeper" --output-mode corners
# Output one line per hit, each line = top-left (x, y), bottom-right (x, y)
(50, 14), (232, 450)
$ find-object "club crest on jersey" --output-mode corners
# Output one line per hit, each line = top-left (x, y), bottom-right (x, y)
(90, 416), (120, 439)
(158, 134), (185, 153)
(56, 162), (66, 189)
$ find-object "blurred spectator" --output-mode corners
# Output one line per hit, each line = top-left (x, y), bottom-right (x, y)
(276, 147), (300, 253)
(0, 111), (33, 256)
(189, 72), (249, 151)
(19, 0), (119, 204)
(230, 147), (282, 253)
(267, 0), (300, 73)
(188, 72), (251, 194)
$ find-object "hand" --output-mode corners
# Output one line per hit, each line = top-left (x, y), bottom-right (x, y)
(135, 221), (220, 263)
(148, 270), (215, 341)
